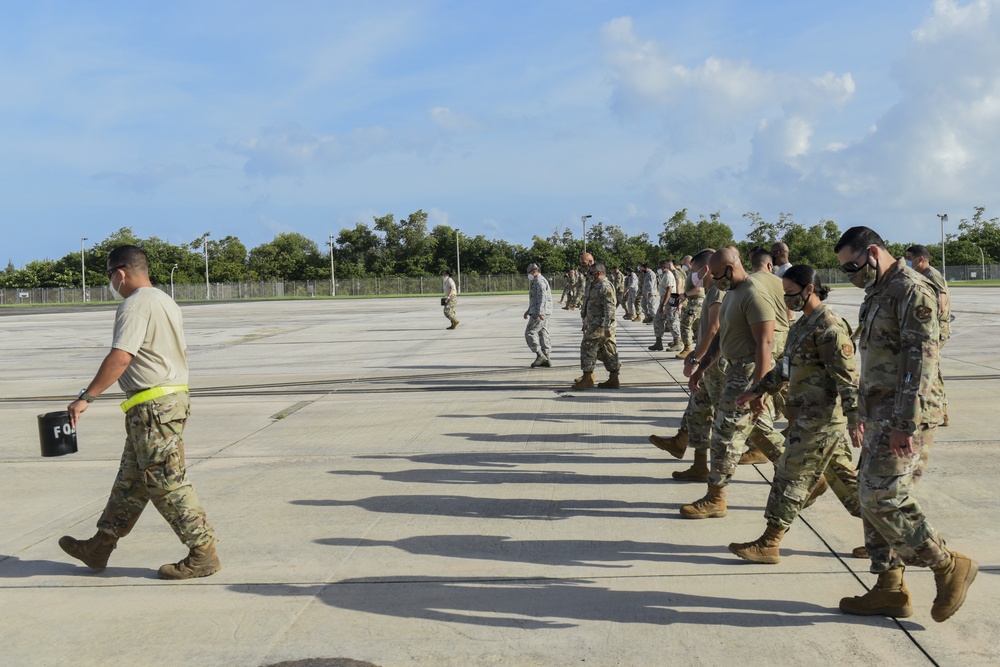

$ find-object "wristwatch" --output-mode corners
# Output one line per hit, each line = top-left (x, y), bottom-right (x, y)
(686, 355), (700, 366)
(78, 389), (96, 403)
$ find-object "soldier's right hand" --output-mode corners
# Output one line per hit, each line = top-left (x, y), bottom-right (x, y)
(67, 398), (89, 428)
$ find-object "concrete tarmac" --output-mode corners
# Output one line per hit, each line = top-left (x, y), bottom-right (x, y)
(1, 287), (997, 666)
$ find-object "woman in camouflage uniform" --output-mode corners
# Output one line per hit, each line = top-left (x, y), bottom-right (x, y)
(728, 265), (863, 564)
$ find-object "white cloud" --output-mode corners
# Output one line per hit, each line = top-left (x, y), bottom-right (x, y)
(93, 163), (189, 192)
(428, 107), (486, 134)
(220, 122), (394, 178)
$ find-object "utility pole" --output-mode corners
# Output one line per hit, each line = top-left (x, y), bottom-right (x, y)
(328, 233), (336, 296)
(455, 228), (461, 294)
(170, 263), (178, 300)
(80, 237), (88, 302)
(937, 213), (948, 278)
(581, 215), (592, 254)
(196, 231), (211, 299)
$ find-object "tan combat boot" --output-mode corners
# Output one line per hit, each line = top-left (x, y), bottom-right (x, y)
(930, 551), (978, 622)
(674, 346), (692, 359)
(649, 429), (688, 459)
(729, 524), (786, 564)
(158, 540), (222, 580)
(738, 445), (769, 465)
(852, 545), (868, 559)
(572, 371), (596, 390)
(667, 338), (683, 351)
(58, 531), (118, 572)
(680, 484), (728, 519)
(839, 566), (913, 617)
(597, 372), (620, 389)
(672, 449), (709, 481)
(446, 318), (460, 330)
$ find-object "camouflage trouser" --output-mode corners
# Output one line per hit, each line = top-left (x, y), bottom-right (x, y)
(443, 295), (457, 322)
(765, 419), (860, 530)
(561, 287), (573, 304)
(859, 423), (947, 574)
(616, 290), (625, 309)
(654, 300), (681, 340)
(624, 291), (637, 319)
(680, 296), (703, 349)
(574, 289), (585, 309)
(641, 294), (655, 319)
(580, 323), (620, 372)
(681, 359), (727, 452)
(710, 358), (785, 487)
(634, 293), (644, 319)
(524, 316), (551, 357)
(97, 393), (214, 548)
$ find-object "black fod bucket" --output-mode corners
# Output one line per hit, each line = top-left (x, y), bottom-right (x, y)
(38, 411), (78, 457)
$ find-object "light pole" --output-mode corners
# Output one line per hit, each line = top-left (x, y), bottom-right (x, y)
(327, 233), (336, 296)
(581, 215), (592, 253)
(199, 231), (211, 299)
(973, 244), (986, 280)
(937, 213), (948, 278)
(170, 263), (178, 299)
(80, 237), (88, 303)
(455, 228), (461, 294)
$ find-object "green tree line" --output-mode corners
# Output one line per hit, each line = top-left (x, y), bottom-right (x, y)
(4, 207), (998, 289)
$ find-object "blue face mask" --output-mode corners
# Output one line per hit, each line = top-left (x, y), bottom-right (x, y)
(905, 259), (913, 268)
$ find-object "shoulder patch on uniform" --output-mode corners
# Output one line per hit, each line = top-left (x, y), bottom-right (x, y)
(914, 305), (933, 323)
(842, 342), (854, 358)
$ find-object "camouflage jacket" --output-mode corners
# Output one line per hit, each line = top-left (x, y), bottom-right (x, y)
(582, 277), (616, 330)
(858, 258), (943, 432)
(754, 303), (859, 428)
(528, 274), (552, 317)
(612, 272), (625, 293)
(920, 265), (951, 344)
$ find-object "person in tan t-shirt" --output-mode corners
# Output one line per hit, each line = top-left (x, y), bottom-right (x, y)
(681, 247), (786, 520)
(58, 245), (220, 580)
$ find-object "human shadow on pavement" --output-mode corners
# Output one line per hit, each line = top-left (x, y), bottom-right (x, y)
(313, 535), (835, 568)
(445, 431), (655, 445)
(291, 494), (764, 521)
(230, 577), (879, 629)
(326, 467), (670, 486)
(0, 554), (152, 579)
(356, 452), (662, 467)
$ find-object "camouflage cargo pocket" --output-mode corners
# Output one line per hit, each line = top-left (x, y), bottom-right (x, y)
(860, 421), (922, 477)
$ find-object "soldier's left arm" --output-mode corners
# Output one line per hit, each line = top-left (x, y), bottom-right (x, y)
(817, 317), (860, 430)
(892, 286), (940, 434)
(602, 283), (615, 330)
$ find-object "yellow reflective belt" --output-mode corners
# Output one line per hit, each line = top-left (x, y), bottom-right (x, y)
(120, 385), (189, 413)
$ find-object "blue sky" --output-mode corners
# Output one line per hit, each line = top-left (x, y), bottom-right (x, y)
(3, 0), (998, 266)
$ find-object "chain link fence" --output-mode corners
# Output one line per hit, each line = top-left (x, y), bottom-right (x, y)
(2, 266), (997, 305)
(0, 273), (569, 305)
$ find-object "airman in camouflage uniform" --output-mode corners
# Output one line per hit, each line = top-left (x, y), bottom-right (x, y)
(836, 226), (976, 623)
(443, 271), (459, 329)
(681, 248), (785, 519)
(728, 265), (862, 564)
(640, 263), (657, 324)
(906, 244), (951, 428)
(560, 270), (575, 309)
(677, 268), (704, 358)
(610, 267), (626, 309)
(572, 263), (620, 390)
(573, 265), (587, 309)
(649, 260), (676, 351)
(649, 248), (724, 482)
(58, 245), (220, 580)
(624, 268), (638, 320)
